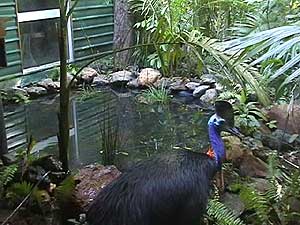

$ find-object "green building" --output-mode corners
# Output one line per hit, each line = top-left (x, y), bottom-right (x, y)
(0, 0), (113, 85)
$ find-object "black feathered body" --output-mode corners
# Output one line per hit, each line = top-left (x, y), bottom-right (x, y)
(87, 150), (218, 225)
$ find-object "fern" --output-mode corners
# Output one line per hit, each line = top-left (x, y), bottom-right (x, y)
(207, 199), (246, 225)
(0, 164), (18, 195)
(6, 181), (34, 206)
(239, 185), (271, 224)
(55, 175), (75, 204)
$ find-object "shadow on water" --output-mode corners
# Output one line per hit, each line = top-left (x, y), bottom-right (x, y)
(3, 88), (211, 170)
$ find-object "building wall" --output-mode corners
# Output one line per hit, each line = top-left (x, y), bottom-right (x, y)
(0, 0), (23, 82)
(0, 0), (114, 83)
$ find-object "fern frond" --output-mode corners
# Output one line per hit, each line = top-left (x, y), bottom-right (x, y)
(207, 199), (246, 225)
(55, 175), (75, 204)
(0, 164), (18, 195)
(239, 185), (270, 224)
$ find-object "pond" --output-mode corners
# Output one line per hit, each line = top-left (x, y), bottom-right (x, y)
(3, 88), (211, 171)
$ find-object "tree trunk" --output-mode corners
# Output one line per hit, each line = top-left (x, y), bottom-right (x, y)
(0, 96), (7, 158)
(113, 0), (134, 67)
(58, 0), (69, 172)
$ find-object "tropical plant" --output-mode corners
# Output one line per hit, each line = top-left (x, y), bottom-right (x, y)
(224, 24), (300, 99)
(231, 0), (300, 37)
(207, 199), (246, 225)
(5, 181), (35, 207)
(229, 154), (300, 225)
(138, 85), (170, 105)
(0, 164), (18, 196)
(100, 114), (120, 166)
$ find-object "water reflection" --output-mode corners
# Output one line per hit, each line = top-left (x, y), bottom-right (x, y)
(3, 89), (210, 170)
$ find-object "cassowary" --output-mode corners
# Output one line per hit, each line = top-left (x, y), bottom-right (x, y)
(87, 101), (242, 225)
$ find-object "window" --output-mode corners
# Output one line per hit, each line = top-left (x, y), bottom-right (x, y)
(17, 0), (74, 72)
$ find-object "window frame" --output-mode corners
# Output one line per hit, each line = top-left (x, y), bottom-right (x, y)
(17, 1), (74, 74)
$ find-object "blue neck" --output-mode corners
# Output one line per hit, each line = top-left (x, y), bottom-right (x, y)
(208, 117), (225, 167)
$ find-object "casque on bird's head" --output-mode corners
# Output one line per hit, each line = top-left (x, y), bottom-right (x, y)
(207, 101), (242, 168)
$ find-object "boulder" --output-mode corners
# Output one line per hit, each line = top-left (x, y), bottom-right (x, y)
(73, 164), (121, 212)
(224, 136), (268, 178)
(200, 74), (216, 86)
(92, 75), (110, 86)
(25, 86), (47, 98)
(137, 68), (161, 87)
(11, 87), (29, 97)
(153, 77), (172, 89)
(109, 70), (135, 86)
(221, 193), (245, 216)
(192, 85), (210, 98)
(185, 82), (200, 91)
(199, 88), (218, 103)
(127, 78), (139, 89)
(268, 104), (300, 134)
(261, 129), (299, 151)
(79, 67), (99, 84)
(250, 178), (270, 193)
(67, 73), (76, 87)
(37, 78), (59, 93)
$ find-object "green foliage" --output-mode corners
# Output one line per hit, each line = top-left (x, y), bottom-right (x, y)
(138, 86), (170, 105)
(100, 116), (120, 166)
(225, 24), (300, 98)
(207, 199), (246, 225)
(230, 155), (300, 224)
(78, 87), (99, 102)
(219, 90), (267, 135)
(0, 164), (18, 196)
(55, 175), (75, 205)
(6, 181), (34, 206)
(1, 90), (29, 104)
(48, 67), (60, 81)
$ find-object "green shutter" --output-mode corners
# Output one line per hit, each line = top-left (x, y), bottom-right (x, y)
(0, 0), (23, 82)
(72, 0), (114, 63)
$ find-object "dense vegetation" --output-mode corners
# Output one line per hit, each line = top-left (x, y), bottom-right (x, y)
(1, 0), (300, 225)
(129, 0), (300, 105)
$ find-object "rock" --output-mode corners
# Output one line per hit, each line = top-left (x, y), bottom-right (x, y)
(153, 77), (172, 89)
(127, 79), (139, 88)
(92, 75), (110, 86)
(109, 70), (135, 86)
(53, 81), (60, 89)
(224, 136), (268, 178)
(185, 82), (200, 91)
(169, 77), (189, 93)
(261, 129), (299, 151)
(25, 86), (47, 98)
(250, 178), (270, 193)
(200, 74), (216, 86)
(37, 78), (59, 93)
(137, 68), (161, 87)
(73, 164), (121, 212)
(79, 67), (99, 84)
(67, 73), (76, 87)
(221, 193), (245, 216)
(268, 104), (300, 134)
(192, 85), (210, 98)
(199, 88), (218, 103)
(215, 83), (223, 92)
(11, 87), (29, 97)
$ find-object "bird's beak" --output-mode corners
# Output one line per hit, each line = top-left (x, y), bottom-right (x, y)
(226, 127), (244, 140)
